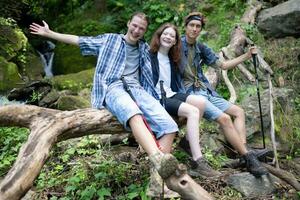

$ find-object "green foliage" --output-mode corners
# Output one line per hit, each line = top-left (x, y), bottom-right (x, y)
(274, 97), (300, 158)
(141, 0), (187, 40)
(203, 146), (228, 169)
(237, 84), (257, 103)
(106, 0), (187, 41)
(23, 0), (92, 22)
(28, 90), (43, 103)
(35, 136), (149, 199)
(0, 127), (29, 176)
(221, 187), (242, 199)
(173, 149), (190, 163)
(216, 83), (230, 100)
(200, 0), (246, 50)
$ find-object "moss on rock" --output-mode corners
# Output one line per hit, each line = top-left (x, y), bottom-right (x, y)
(56, 95), (91, 110)
(50, 68), (94, 93)
(53, 44), (96, 75)
(0, 18), (27, 61)
(0, 56), (23, 92)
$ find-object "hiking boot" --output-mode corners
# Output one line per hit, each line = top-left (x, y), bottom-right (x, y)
(243, 151), (268, 177)
(146, 167), (180, 198)
(189, 157), (221, 178)
(247, 146), (274, 161)
(149, 153), (179, 179)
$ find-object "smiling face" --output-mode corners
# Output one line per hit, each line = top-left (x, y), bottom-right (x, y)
(125, 15), (148, 45)
(159, 27), (177, 50)
(185, 19), (202, 44)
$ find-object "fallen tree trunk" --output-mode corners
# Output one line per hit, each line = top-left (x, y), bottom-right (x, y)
(262, 163), (300, 191)
(0, 105), (213, 200)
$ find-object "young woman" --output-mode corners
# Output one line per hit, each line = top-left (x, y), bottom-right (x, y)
(149, 23), (220, 178)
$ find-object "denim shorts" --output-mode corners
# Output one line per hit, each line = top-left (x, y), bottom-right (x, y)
(105, 85), (178, 139)
(187, 88), (232, 120)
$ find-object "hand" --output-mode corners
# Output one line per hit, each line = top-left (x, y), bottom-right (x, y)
(29, 20), (50, 36)
(249, 45), (257, 55)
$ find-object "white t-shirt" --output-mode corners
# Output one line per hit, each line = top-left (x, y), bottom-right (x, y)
(155, 52), (176, 98)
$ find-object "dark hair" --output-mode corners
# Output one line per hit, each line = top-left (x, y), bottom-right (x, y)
(129, 12), (150, 25)
(184, 12), (205, 28)
(150, 23), (181, 69)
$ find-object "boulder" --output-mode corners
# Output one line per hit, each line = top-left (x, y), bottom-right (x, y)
(0, 56), (24, 92)
(0, 18), (27, 61)
(50, 68), (94, 93)
(53, 43), (96, 75)
(226, 172), (281, 197)
(0, 17), (44, 93)
(56, 95), (91, 110)
(257, 0), (300, 38)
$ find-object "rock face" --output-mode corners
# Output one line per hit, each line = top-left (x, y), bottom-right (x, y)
(241, 87), (292, 137)
(0, 17), (43, 93)
(257, 0), (300, 38)
(0, 56), (23, 91)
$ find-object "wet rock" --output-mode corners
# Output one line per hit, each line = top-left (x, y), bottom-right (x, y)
(7, 80), (52, 104)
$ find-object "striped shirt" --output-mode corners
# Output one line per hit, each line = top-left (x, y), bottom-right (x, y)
(79, 33), (159, 109)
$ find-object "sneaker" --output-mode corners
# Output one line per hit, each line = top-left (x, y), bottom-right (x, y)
(189, 157), (221, 178)
(146, 167), (180, 198)
(243, 151), (268, 177)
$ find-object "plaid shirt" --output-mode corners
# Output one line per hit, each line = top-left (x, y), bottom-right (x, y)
(79, 33), (159, 109)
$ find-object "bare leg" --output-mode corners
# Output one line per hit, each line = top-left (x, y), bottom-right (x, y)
(216, 113), (247, 155)
(225, 105), (247, 144)
(129, 114), (161, 156)
(177, 102), (203, 160)
(185, 95), (206, 118)
(159, 133), (176, 153)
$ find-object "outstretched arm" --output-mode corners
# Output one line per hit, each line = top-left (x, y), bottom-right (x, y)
(220, 46), (257, 70)
(29, 20), (79, 46)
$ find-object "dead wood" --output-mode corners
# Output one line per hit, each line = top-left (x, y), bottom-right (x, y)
(205, 67), (219, 90)
(262, 163), (300, 191)
(0, 105), (211, 200)
(166, 164), (214, 200)
(267, 74), (279, 168)
(241, 0), (263, 24)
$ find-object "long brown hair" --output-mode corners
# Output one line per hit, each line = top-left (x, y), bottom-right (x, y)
(150, 23), (181, 68)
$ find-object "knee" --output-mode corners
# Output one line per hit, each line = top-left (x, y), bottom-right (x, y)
(198, 98), (206, 110)
(187, 106), (200, 119)
(217, 114), (233, 127)
(235, 106), (245, 118)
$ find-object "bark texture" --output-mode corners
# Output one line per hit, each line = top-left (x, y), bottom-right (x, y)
(0, 105), (212, 200)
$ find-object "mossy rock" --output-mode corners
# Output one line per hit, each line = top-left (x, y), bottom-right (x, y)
(0, 56), (24, 92)
(56, 95), (90, 110)
(50, 68), (94, 93)
(0, 18), (27, 61)
(52, 43), (96, 75)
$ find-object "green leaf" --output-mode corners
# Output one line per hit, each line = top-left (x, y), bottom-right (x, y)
(97, 187), (111, 198)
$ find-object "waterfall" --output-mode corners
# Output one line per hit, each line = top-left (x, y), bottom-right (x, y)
(37, 41), (55, 77)
(0, 95), (23, 106)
